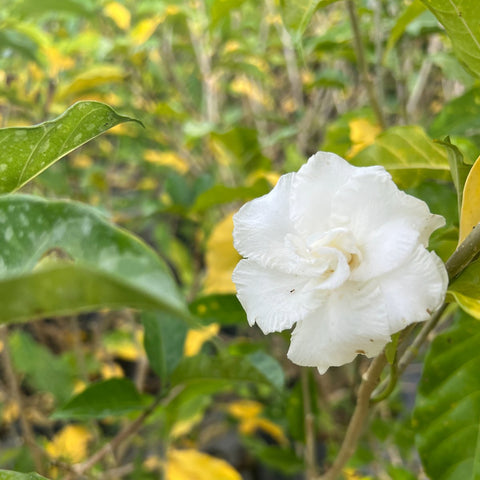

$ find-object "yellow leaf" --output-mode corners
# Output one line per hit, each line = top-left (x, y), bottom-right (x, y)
(71, 154), (93, 169)
(231, 75), (272, 108)
(46, 425), (92, 463)
(143, 150), (189, 174)
(166, 449), (242, 480)
(101, 362), (124, 379)
(347, 118), (381, 158)
(203, 213), (241, 294)
(43, 46), (74, 77)
(228, 400), (263, 420)
(2, 401), (20, 424)
(459, 154), (480, 243)
(130, 17), (163, 47)
(104, 2), (131, 30)
(56, 65), (125, 100)
(342, 468), (373, 480)
(184, 323), (220, 357)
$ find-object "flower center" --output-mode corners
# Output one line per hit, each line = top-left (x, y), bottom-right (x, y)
(287, 228), (362, 290)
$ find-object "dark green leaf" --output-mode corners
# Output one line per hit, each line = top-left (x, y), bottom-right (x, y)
(448, 258), (480, 320)
(189, 294), (246, 326)
(247, 351), (284, 391)
(53, 378), (145, 419)
(0, 101), (141, 194)
(413, 311), (480, 479)
(0, 195), (187, 324)
(142, 311), (187, 379)
(0, 471), (48, 480)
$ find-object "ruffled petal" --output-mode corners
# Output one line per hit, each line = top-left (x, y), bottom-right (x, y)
(376, 246), (448, 332)
(287, 282), (391, 374)
(233, 173), (298, 271)
(332, 168), (444, 279)
(290, 152), (357, 237)
(233, 259), (326, 334)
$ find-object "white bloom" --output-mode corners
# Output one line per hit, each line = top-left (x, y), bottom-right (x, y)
(232, 152), (448, 374)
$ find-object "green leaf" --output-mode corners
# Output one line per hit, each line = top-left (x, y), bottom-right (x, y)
(429, 87), (480, 141)
(436, 137), (471, 215)
(421, 0), (480, 78)
(12, 0), (94, 18)
(0, 101), (141, 194)
(413, 311), (480, 479)
(9, 331), (75, 404)
(191, 179), (271, 213)
(0, 28), (40, 63)
(384, 0), (426, 60)
(189, 294), (246, 326)
(53, 378), (145, 419)
(351, 125), (450, 188)
(384, 332), (400, 365)
(0, 471), (48, 480)
(142, 311), (188, 379)
(209, 0), (247, 29)
(0, 195), (187, 324)
(448, 258), (480, 319)
(246, 351), (285, 391)
(171, 353), (283, 391)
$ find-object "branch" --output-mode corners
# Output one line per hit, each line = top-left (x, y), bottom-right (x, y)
(346, 0), (386, 130)
(316, 354), (387, 480)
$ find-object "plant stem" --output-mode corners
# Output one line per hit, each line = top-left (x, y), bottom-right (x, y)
(302, 369), (317, 479)
(346, 0), (386, 130)
(317, 354), (387, 480)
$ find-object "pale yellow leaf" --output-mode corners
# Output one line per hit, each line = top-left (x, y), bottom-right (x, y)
(46, 425), (92, 463)
(459, 154), (480, 243)
(104, 2), (131, 30)
(347, 118), (381, 158)
(143, 150), (189, 174)
(130, 17), (163, 46)
(184, 323), (220, 357)
(101, 362), (124, 379)
(2, 401), (20, 424)
(228, 400), (263, 419)
(203, 213), (241, 294)
(166, 449), (242, 480)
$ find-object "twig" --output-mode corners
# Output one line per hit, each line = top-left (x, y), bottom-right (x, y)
(71, 386), (184, 476)
(346, 0), (386, 129)
(0, 326), (45, 475)
(317, 354), (388, 480)
(301, 369), (317, 479)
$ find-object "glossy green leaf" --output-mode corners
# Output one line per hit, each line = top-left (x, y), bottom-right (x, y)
(448, 258), (480, 319)
(0, 101), (140, 194)
(247, 351), (285, 391)
(0, 471), (48, 480)
(53, 378), (145, 419)
(421, 0), (480, 78)
(0, 195), (187, 324)
(171, 352), (283, 391)
(413, 312), (480, 479)
(351, 125), (450, 187)
(142, 311), (188, 379)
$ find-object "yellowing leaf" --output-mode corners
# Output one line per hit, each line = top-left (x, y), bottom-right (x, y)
(166, 449), (242, 480)
(101, 362), (124, 379)
(231, 75), (272, 108)
(228, 400), (263, 419)
(104, 2), (131, 30)
(342, 468), (373, 480)
(2, 401), (20, 424)
(347, 118), (381, 158)
(459, 154), (480, 243)
(56, 65), (125, 100)
(143, 150), (189, 174)
(130, 17), (163, 46)
(46, 425), (92, 462)
(43, 46), (74, 77)
(184, 323), (220, 357)
(170, 409), (205, 438)
(203, 213), (241, 294)
(71, 154), (93, 169)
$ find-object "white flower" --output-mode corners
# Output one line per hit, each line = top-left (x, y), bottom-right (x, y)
(232, 152), (448, 374)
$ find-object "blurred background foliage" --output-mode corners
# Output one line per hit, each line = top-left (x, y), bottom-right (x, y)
(0, 0), (477, 478)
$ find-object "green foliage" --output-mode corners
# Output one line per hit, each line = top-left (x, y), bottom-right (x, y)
(0, 195), (186, 324)
(53, 378), (145, 419)
(0, 101), (140, 194)
(413, 311), (480, 480)
(0, 472), (48, 480)
(448, 259), (480, 319)
(422, 0), (480, 78)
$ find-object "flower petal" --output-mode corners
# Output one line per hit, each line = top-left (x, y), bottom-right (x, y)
(233, 173), (299, 271)
(377, 246), (448, 332)
(332, 168), (445, 280)
(233, 259), (325, 334)
(290, 152), (357, 237)
(287, 282), (391, 373)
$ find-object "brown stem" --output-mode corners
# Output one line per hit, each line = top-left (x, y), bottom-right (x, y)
(301, 369), (317, 479)
(317, 354), (388, 480)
